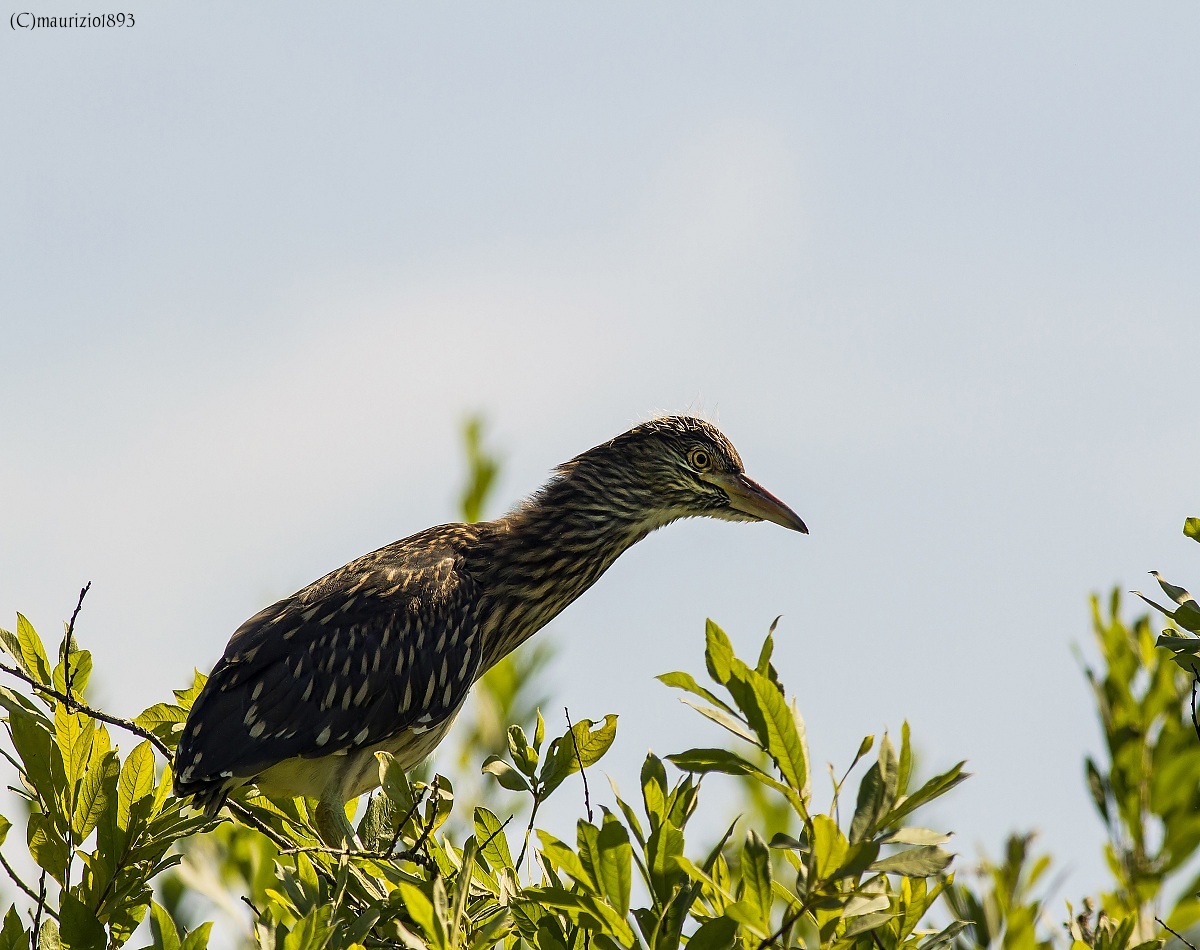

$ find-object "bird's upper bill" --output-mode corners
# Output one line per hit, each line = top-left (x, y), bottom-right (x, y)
(703, 470), (809, 534)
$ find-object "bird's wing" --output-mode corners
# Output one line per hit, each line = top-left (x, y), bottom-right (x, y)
(174, 547), (483, 795)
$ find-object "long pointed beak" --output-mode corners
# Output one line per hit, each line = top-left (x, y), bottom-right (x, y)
(706, 472), (808, 534)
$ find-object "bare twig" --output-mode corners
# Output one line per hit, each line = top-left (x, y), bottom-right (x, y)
(63, 582), (91, 701)
(1190, 679), (1200, 744)
(0, 849), (56, 920)
(383, 783), (432, 857)
(565, 707), (592, 823)
(1159, 917), (1200, 950)
(478, 814), (514, 856)
(758, 894), (816, 950)
(515, 791), (543, 872)
(0, 659), (173, 759)
(31, 870), (46, 948)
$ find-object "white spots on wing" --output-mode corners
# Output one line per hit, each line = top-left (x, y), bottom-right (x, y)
(355, 727), (370, 744)
(435, 629), (446, 652)
(423, 678), (436, 707)
(243, 704), (259, 726)
(443, 682), (453, 706)
(439, 657), (449, 687)
(302, 606), (320, 622)
(300, 678), (313, 701)
(401, 682), (412, 713)
(340, 596), (358, 613)
(395, 651), (405, 675)
(354, 679), (370, 706)
(249, 721), (266, 739)
(372, 648), (382, 673)
(316, 726), (331, 746)
(341, 686), (353, 710)
(341, 656), (351, 676)
(251, 683), (263, 701)
(322, 682), (337, 710)
(359, 653), (368, 676)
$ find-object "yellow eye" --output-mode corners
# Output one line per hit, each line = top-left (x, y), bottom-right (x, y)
(688, 448), (711, 471)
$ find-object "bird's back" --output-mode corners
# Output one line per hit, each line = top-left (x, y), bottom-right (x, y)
(173, 523), (486, 811)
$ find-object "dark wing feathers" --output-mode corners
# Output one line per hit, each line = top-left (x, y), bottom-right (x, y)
(174, 528), (484, 800)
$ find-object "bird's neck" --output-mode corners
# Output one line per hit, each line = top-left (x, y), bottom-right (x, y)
(471, 473), (668, 670)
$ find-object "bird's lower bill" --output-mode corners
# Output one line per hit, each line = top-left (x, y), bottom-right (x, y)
(703, 472), (808, 534)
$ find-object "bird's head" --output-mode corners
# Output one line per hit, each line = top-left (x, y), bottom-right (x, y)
(559, 416), (808, 534)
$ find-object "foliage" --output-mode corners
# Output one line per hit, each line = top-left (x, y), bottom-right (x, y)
(0, 609), (971, 950)
(944, 833), (1055, 950)
(0, 428), (1191, 950)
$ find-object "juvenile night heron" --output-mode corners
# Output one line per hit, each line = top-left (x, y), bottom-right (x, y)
(174, 416), (806, 840)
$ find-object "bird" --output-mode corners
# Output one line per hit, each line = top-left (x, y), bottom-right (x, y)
(173, 416), (806, 843)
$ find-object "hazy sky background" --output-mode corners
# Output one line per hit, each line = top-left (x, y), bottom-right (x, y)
(3, 0), (1199, 921)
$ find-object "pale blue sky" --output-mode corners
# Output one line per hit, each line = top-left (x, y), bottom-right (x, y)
(3, 2), (1200, 911)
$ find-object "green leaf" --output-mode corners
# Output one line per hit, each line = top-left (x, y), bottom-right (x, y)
(38, 919), (60, 950)
(172, 671), (207, 710)
(522, 887), (637, 946)
(736, 666), (810, 797)
(150, 901), (182, 950)
(73, 750), (118, 840)
(133, 703), (188, 747)
(880, 828), (952, 846)
(16, 613), (52, 687)
(811, 814), (848, 879)
(871, 844), (954, 876)
(1185, 518), (1200, 542)
(656, 671), (734, 714)
(884, 762), (969, 827)
(677, 698), (757, 745)
(667, 748), (757, 776)
(117, 740), (156, 832)
(646, 820), (686, 902)
(540, 714), (618, 796)
(686, 916), (737, 950)
(537, 830), (593, 888)
(596, 813), (632, 917)
(28, 813), (69, 883)
(474, 807), (513, 871)
(0, 816), (9, 849)
(377, 751), (415, 814)
(507, 725), (539, 776)
(481, 756), (531, 793)
(181, 922), (214, 950)
(0, 907), (28, 950)
(740, 830), (772, 932)
(53, 648), (93, 697)
(704, 619), (735, 686)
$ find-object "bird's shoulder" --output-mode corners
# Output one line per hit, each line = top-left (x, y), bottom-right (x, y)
(219, 523), (484, 666)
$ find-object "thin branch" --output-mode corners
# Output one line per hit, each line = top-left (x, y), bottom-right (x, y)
(478, 814), (514, 857)
(1159, 917), (1200, 950)
(758, 894), (816, 950)
(0, 849), (56, 920)
(0, 659), (173, 759)
(63, 582), (91, 701)
(1190, 679), (1200, 745)
(384, 783), (432, 857)
(31, 870), (46, 948)
(514, 791), (543, 873)
(564, 707), (592, 823)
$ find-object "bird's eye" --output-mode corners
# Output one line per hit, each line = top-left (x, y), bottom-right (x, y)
(688, 448), (711, 471)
